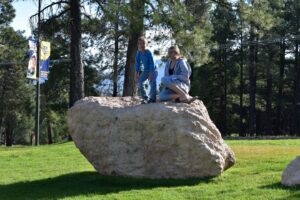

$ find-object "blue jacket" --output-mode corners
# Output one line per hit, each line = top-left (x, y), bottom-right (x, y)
(135, 49), (156, 72)
(164, 58), (191, 86)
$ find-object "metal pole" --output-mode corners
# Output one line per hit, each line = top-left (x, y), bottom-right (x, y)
(35, 0), (42, 146)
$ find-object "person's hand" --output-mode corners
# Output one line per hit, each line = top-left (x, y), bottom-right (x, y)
(135, 72), (139, 82)
(148, 72), (152, 81)
(170, 75), (177, 81)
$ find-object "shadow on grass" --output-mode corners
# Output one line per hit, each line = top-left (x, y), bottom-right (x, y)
(0, 171), (213, 200)
(260, 182), (300, 200)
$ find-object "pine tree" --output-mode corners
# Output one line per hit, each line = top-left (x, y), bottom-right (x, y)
(122, 0), (146, 96)
(239, 0), (276, 136)
(0, 16), (34, 146)
(190, 0), (238, 136)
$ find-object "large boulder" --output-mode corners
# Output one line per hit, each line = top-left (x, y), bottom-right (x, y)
(68, 97), (235, 179)
(282, 156), (300, 187)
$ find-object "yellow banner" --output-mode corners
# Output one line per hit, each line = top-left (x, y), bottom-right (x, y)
(40, 41), (51, 61)
(27, 40), (51, 80)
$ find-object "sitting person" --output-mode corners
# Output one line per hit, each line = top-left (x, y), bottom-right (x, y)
(159, 46), (197, 103)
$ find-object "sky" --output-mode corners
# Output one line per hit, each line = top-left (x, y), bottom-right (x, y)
(11, 1), (37, 37)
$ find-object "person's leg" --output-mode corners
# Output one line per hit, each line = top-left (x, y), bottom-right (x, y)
(159, 88), (178, 101)
(161, 77), (196, 103)
(168, 84), (188, 99)
(161, 77), (189, 100)
(149, 71), (158, 102)
(139, 71), (149, 100)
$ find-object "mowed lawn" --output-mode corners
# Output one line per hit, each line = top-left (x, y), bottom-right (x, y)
(0, 140), (299, 200)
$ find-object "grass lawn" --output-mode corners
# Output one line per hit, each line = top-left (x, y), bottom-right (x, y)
(0, 140), (299, 200)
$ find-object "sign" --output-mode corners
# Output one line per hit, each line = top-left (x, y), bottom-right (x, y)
(26, 39), (37, 79)
(26, 40), (51, 83)
(40, 41), (51, 83)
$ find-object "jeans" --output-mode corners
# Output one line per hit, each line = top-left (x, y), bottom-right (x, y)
(159, 76), (190, 101)
(139, 70), (158, 101)
(159, 87), (176, 101)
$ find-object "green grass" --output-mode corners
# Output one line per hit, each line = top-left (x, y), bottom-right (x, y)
(0, 140), (299, 200)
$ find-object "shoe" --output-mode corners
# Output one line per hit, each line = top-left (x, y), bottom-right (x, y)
(180, 96), (198, 104)
(147, 99), (156, 103)
(174, 98), (180, 103)
(141, 99), (148, 104)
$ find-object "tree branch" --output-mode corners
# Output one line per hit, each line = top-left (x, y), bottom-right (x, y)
(29, 0), (69, 29)
(30, 1), (69, 20)
(39, 8), (70, 30)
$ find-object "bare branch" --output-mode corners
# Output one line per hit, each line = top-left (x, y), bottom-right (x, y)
(39, 8), (70, 30)
(29, 0), (69, 29)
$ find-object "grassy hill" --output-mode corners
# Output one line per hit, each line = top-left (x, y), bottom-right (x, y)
(0, 140), (299, 200)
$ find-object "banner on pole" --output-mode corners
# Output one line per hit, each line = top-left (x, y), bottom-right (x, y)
(40, 41), (51, 83)
(26, 40), (51, 83)
(26, 39), (37, 79)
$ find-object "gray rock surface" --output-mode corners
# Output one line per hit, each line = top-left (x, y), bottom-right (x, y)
(68, 96), (235, 178)
(282, 156), (300, 187)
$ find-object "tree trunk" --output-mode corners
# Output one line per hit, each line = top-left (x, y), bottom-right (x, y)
(0, 81), (6, 144)
(0, 130), (4, 145)
(254, 40), (260, 136)
(69, 0), (84, 107)
(0, 95), (2, 139)
(31, 134), (34, 146)
(5, 114), (14, 147)
(112, 39), (119, 97)
(292, 41), (299, 135)
(239, 19), (245, 137)
(265, 49), (273, 135)
(122, 0), (145, 96)
(0, 117), (2, 143)
(112, 2), (120, 97)
(218, 49), (226, 136)
(276, 38), (285, 135)
(248, 25), (257, 137)
(223, 49), (228, 136)
(69, 0), (83, 141)
(47, 119), (53, 144)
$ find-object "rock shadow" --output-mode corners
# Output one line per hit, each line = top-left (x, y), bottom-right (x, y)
(260, 182), (300, 200)
(0, 171), (214, 200)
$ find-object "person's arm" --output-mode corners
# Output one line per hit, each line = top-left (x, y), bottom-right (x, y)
(135, 51), (141, 72)
(148, 50), (155, 72)
(171, 60), (190, 83)
(164, 60), (169, 76)
(147, 50), (155, 80)
(135, 51), (141, 82)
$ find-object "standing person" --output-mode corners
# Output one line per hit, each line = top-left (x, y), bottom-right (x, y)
(159, 46), (197, 103)
(135, 36), (157, 103)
